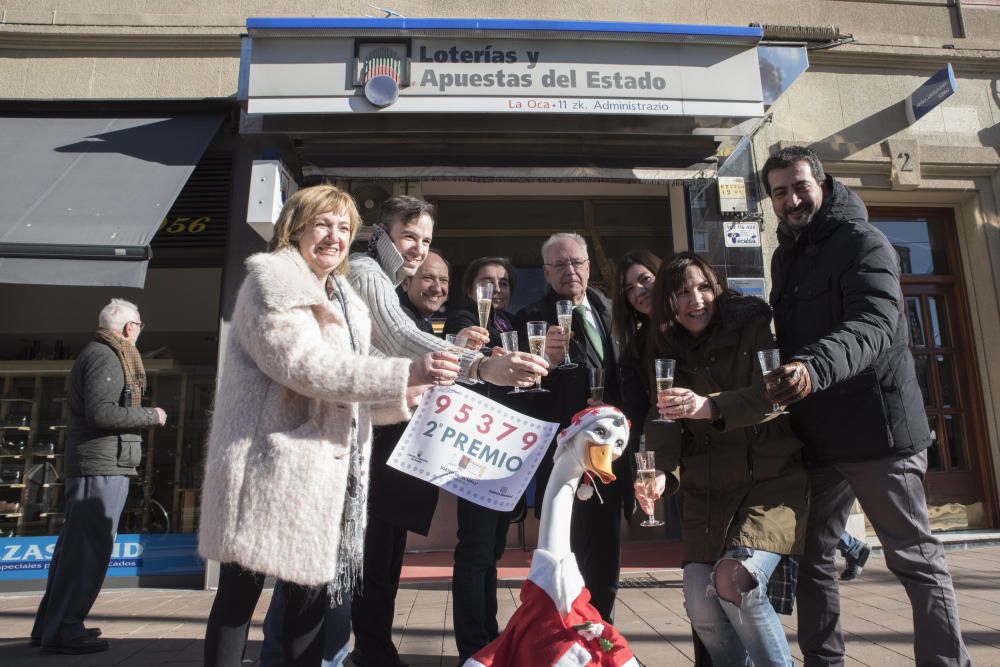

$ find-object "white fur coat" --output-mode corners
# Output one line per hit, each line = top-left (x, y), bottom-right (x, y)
(197, 247), (411, 586)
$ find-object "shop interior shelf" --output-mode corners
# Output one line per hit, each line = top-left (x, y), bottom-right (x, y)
(0, 484), (26, 489)
(1, 426), (31, 432)
(0, 397), (35, 404)
(0, 455), (24, 459)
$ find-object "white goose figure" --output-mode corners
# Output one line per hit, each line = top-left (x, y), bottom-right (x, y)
(466, 405), (640, 667)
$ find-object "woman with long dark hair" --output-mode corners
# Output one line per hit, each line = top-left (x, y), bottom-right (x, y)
(639, 252), (808, 667)
(612, 250), (660, 371)
(610, 250), (662, 513)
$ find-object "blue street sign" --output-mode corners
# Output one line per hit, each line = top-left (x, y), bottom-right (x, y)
(905, 64), (956, 125)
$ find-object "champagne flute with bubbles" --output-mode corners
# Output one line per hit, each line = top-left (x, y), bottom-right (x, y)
(554, 300), (578, 370)
(476, 282), (494, 330)
(653, 358), (677, 423)
(634, 450), (664, 527)
(757, 349), (789, 417)
(499, 331), (524, 395)
(526, 321), (550, 393)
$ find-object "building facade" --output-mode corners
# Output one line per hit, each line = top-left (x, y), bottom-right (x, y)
(1, 1), (998, 589)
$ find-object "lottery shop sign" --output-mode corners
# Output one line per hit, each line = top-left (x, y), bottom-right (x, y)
(389, 386), (559, 511)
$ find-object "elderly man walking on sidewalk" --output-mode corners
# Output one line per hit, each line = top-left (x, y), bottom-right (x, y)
(30, 299), (167, 655)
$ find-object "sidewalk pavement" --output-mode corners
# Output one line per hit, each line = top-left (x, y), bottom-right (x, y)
(1, 544), (998, 666)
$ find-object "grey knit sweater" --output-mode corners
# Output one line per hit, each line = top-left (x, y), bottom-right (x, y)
(347, 229), (477, 384)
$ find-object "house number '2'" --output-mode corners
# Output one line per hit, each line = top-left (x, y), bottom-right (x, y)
(899, 152), (915, 172)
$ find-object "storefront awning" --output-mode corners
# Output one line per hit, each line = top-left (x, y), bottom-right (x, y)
(0, 114), (223, 288)
(302, 164), (716, 184)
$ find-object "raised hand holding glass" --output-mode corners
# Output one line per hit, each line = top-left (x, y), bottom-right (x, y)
(554, 300), (578, 370)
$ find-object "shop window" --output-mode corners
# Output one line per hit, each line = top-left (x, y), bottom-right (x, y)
(905, 296), (925, 347)
(0, 266), (221, 546)
(875, 218), (950, 275)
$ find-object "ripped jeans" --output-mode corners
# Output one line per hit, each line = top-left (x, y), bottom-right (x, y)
(683, 548), (792, 667)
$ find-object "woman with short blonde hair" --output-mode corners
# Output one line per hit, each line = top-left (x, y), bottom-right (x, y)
(200, 184), (443, 666)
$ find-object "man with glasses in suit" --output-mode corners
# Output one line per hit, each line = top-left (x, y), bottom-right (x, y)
(515, 232), (633, 623)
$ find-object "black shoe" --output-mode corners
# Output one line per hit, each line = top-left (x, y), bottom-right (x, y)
(349, 651), (409, 667)
(31, 627), (102, 649)
(841, 542), (871, 582)
(40, 635), (109, 654)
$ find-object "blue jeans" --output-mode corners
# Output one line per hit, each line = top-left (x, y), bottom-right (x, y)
(684, 548), (792, 667)
(837, 531), (866, 560)
(260, 584), (351, 667)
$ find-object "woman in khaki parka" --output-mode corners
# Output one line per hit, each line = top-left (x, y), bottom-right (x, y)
(639, 252), (808, 667)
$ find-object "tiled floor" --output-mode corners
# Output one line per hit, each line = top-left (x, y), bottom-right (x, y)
(1, 545), (999, 666)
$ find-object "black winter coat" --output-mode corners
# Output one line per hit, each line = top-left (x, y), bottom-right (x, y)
(770, 175), (931, 466)
(65, 340), (160, 478)
(617, 326), (650, 462)
(366, 290), (440, 535)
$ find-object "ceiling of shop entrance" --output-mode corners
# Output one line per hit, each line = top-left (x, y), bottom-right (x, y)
(251, 113), (725, 172)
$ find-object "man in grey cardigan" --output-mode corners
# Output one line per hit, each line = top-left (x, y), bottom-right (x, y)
(348, 196), (547, 388)
(31, 299), (166, 654)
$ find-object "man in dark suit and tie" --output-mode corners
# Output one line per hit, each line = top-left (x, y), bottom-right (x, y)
(515, 232), (634, 623)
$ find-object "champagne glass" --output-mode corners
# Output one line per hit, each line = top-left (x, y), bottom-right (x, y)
(445, 333), (468, 354)
(653, 358), (677, 423)
(589, 367), (605, 403)
(554, 300), (578, 370)
(757, 349), (789, 417)
(440, 334), (467, 394)
(476, 282), (494, 329)
(499, 331), (524, 395)
(525, 321), (550, 393)
(634, 450), (664, 527)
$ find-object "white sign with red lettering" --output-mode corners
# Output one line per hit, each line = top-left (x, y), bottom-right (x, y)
(388, 386), (559, 511)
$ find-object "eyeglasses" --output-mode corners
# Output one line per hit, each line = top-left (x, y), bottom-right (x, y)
(624, 273), (655, 296)
(545, 258), (589, 272)
(128, 321), (145, 331)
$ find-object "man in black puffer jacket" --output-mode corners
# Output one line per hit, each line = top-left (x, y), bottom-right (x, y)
(31, 299), (166, 655)
(761, 146), (970, 666)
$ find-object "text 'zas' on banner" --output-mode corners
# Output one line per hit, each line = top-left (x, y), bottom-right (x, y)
(388, 386), (559, 511)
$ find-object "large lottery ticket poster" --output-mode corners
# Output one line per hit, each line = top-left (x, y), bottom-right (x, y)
(388, 386), (559, 512)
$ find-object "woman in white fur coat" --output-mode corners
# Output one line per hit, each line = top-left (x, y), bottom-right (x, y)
(199, 185), (454, 667)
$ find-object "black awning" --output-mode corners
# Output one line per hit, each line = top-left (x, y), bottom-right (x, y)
(0, 114), (223, 287)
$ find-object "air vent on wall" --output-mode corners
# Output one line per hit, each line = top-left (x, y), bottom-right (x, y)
(350, 182), (392, 225)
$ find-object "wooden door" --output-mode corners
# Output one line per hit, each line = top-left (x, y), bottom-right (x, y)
(870, 208), (995, 526)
